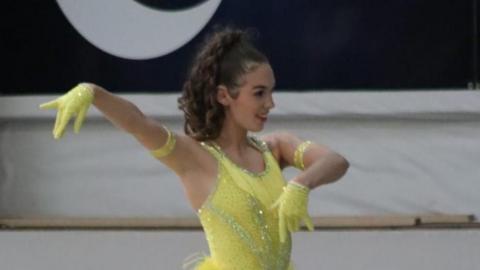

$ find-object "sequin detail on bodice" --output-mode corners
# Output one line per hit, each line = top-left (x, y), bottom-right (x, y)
(185, 136), (294, 270)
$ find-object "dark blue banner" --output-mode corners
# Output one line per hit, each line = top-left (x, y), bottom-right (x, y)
(2, 1), (474, 94)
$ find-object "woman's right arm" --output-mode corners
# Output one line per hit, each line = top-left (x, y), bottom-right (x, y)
(89, 84), (204, 177)
(40, 83), (202, 177)
(89, 83), (147, 135)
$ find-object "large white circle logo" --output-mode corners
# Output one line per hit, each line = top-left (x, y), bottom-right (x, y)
(56, 0), (222, 60)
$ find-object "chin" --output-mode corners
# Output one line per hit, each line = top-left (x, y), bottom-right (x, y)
(250, 124), (264, 132)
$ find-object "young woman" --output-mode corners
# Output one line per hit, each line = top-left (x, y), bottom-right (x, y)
(40, 26), (349, 270)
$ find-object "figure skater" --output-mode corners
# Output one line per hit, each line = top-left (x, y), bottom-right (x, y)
(40, 26), (349, 270)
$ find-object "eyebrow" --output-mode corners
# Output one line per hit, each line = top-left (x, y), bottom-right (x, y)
(252, 84), (275, 90)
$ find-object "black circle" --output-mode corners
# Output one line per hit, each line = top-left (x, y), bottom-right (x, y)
(133, 0), (208, 11)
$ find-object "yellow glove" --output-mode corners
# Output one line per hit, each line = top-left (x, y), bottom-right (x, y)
(270, 181), (314, 243)
(39, 83), (94, 139)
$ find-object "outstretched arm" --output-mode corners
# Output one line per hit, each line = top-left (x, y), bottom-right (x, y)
(39, 83), (202, 177)
(89, 83), (147, 135)
(87, 83), (170, 150)
(40, 82), (170, 149)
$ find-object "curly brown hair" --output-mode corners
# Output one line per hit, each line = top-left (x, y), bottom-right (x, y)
(177, 26), (268, 141)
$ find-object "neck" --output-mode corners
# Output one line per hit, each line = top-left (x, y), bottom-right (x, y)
(212, 116), (250, 155)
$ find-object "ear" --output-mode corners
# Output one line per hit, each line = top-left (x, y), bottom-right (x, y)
(216, 85), (233, 106)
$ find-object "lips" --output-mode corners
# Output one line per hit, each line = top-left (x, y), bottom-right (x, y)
(257, 115), (268, 121)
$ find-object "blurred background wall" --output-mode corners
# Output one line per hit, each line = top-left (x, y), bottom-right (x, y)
(1, 1), (479, 269)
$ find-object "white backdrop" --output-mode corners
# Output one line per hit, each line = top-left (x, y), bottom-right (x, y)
(1, 90), (479, 270)
(0, 90), (479, 218)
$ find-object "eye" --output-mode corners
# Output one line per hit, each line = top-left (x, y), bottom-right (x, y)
(255, 91), (264, 97)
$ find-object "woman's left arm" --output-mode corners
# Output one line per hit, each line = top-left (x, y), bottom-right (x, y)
(267, 131), (350, 189)
(263, 131), (349, 241)
(264, 132), (349, 241)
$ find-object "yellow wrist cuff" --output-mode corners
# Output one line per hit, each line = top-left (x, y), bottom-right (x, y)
(293, 140), (312, 170)
(150, 126), (176, 158)
(289, 181), (310, 193)
(77, 83), (95, 98)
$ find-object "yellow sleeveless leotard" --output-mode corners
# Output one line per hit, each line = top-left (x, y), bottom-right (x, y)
(183, 136), (295, 270)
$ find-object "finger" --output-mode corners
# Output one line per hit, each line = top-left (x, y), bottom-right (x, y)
(287, 218), (297, 233)
(53, 106), (64, 138)
(54, 108), (74, 139)
(52, 110), (62, 137)
(39, 100), (59, 110)
(303, 215), (314, 231)
(56, 124), (68, 139)
(286, 218), (293, 232)
(74, 105), (89, 133)
(279, 212), (286, 243)
(291, 218), (300, 232)
(270, 197), (282, 210)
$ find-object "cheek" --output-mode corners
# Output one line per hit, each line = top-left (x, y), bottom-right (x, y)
(230, 97), (260, 120)
(235, 106), (255, 119)
(231, 106), (254, 123)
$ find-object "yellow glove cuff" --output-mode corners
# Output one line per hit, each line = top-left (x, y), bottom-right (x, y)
(288, 181), (310, 194)
(76, 83), (95, 98)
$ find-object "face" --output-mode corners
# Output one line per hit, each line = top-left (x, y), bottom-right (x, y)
(218, 63), (276, 132)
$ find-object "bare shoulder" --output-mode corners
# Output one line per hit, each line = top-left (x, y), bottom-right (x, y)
(259, 131), (288, 170)
(160, 132), (216, 178)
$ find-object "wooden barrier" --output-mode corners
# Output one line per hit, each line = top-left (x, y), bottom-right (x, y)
(0, 214), (477, 230)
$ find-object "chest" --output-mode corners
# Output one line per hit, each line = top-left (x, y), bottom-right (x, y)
(181, 138), (284, 211)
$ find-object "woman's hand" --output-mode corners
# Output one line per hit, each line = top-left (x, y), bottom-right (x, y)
(39, 83), (94, 139)
(270, 181), (314, 243)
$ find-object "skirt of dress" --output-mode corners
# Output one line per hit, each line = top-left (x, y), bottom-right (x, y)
(194, 257), (219, 270)
(183, 253), (294, 270)
(183, 253), (219, 270)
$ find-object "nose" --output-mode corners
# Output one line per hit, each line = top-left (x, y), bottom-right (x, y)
(266, 94), (275, 110)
